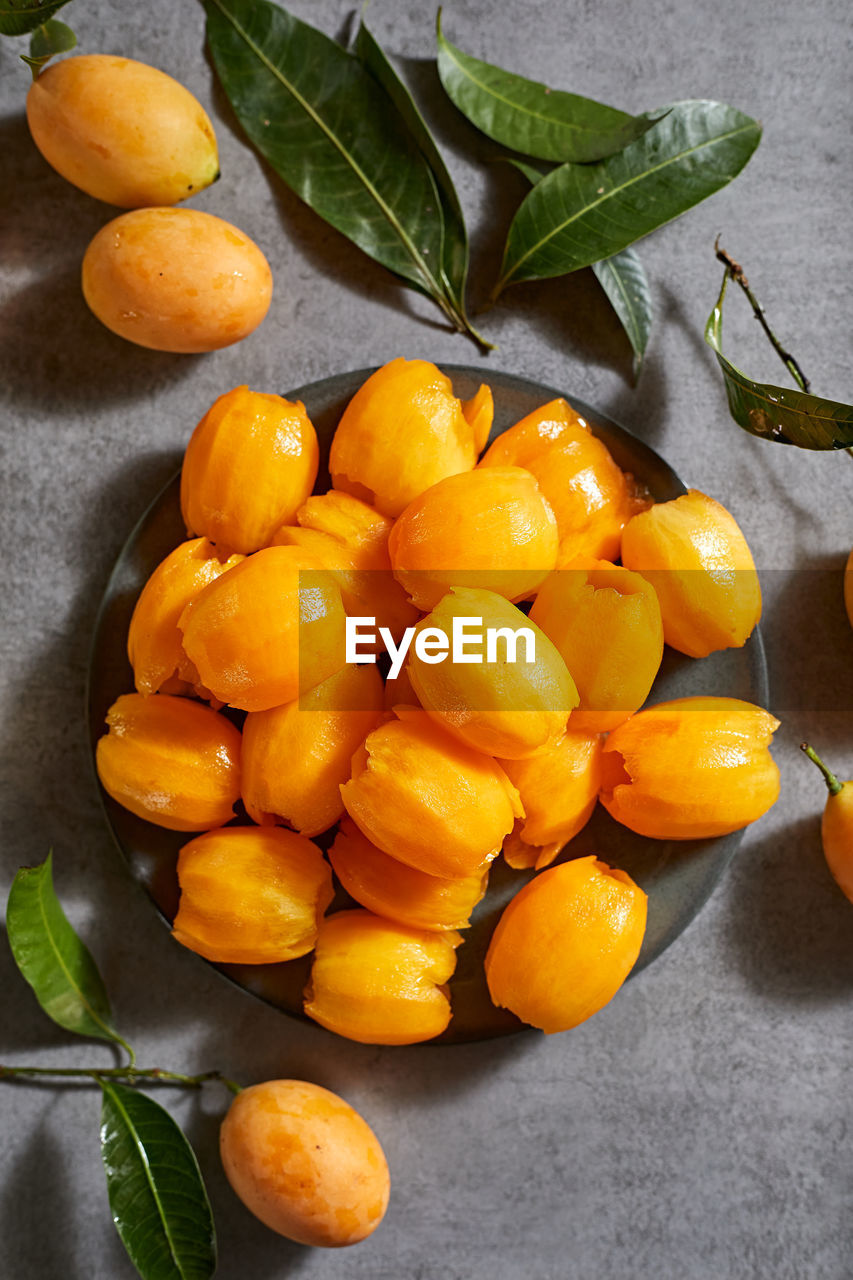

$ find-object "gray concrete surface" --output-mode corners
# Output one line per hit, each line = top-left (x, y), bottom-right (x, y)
(1, 1), (851, 1277)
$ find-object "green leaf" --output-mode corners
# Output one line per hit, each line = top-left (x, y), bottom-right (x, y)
(494, 100), (762, 295)
(503, 158), (653, 380)
(592, 249), (653, 380)
(204, 0), (484, 343)
(436, 9), (662, 163)
(705, 271), (853, 450)
(498, 155), (548, 186)
(7, 853), (128, 1051)
(100, 1081), (216, 1280)
(0, 0), (72, 37)
(355, 17), (486, 343)
(21, 16), (75, 77)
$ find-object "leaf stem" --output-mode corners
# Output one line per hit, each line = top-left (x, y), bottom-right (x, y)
(116, 1035), (137, 1068)
(207, 0), (492, 352)
(0, 1064), (243, 1095)
(714, 238), (811, 393)
(800, 742), (843, 797)
(487, 280), (506, 307)
(436, 289), (495, 350)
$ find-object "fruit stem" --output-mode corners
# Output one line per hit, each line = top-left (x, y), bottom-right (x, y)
(439, 292), (495, 351)
(0, 1064), (243, 1094)
(800, 742), (843, 796)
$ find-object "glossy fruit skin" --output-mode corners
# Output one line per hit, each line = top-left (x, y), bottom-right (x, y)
(340, 708), (523, 878)
(499, 729), (603, 869)
(181, 387), (318, 554)
(127, 537), (243, 697)
(620, 488), (761, 658)
(272, 490), (417, 640)
(95, 693), (241, 831)
(485, 855), (647, 1033)
(242, 663), (385, 836)
(172, 827), (333, 963)
(26, 55), (219, 208)
(179, 546), (346, 712)
(529, 560), (664, 732)
(822, 782), (853, 903)
(329, 818), (489, 931)
(82, 208), (272, 352)
(330, 358), (491, 517)
(803, 746), (853, 905)
(601, 697), (780, 839)
(304, 909), (461, 1045)
(408, 587), (577, 759)
(220, 1080), (389, 1247)
(479, 399), (641, 566)
(845, 548), (853, 629)
(389, 466), (559, 611)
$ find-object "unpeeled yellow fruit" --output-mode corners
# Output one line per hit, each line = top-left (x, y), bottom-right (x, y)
(485, 855), (647, 1033)
(82, 208), (272, 352)
(26, 55), (219, 207)
(801, 743), (853, 905)
(220, 1079), (389, 1247)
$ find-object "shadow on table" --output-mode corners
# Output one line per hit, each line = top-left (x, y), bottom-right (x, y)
(0, 1123), (83, 1280)
(726, 814), (853, 1005)
(0, 114), (201, 413)
(760, 552), (853, 742)
(0, 932), (82, 1057)
(0, 112), (105, 272)
(0, 268), (203, 413)
(0, 449), (184, 1001)
(725, 553), (853, 999)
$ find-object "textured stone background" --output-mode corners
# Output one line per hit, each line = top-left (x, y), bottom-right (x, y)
(1, 1), (851, 1277)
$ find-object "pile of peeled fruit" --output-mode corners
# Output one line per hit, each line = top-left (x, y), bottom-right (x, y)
(95, 357), (780, 1043)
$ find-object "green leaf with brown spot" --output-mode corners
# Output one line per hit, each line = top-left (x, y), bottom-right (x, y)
(705, 270), (853, 450)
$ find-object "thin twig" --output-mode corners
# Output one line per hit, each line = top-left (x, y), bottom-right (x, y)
(714, 240), (853, 460)
(714, 237), (811, 393)
(0, 1064), (242, 1095)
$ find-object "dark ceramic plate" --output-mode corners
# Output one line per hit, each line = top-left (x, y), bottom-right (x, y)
(88, 366), (768, 1043)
